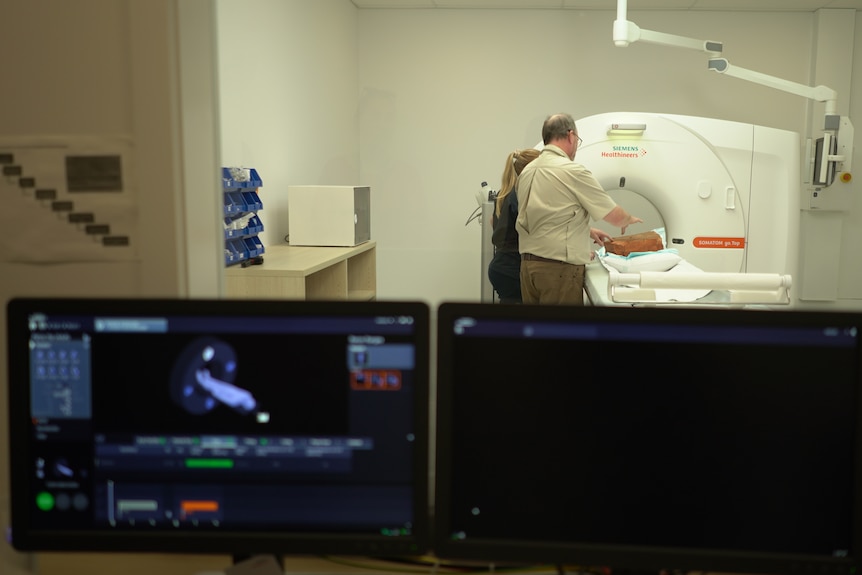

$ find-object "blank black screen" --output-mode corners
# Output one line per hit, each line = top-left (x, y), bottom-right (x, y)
(435, 304), (861, 574)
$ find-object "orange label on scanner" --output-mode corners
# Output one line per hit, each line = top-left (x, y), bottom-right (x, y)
(692, 237), (745, 249)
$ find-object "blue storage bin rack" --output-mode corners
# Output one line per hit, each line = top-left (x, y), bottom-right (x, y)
(223, 167), (264, 267)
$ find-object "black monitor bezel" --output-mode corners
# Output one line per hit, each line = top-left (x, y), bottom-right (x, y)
(433, 302), (862, 575)
(6, 297), (431, 557)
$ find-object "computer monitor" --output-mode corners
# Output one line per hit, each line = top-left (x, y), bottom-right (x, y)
(6, 297), (430, 558)
(434, 303), (862, 575)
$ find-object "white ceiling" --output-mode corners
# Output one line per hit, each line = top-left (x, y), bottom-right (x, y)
(351, 0), (862, 10)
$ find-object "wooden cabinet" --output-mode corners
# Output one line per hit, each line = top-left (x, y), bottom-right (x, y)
(225, 241), (376, 300)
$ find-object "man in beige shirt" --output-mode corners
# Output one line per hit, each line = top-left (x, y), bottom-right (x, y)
(516, 113), (642, 305)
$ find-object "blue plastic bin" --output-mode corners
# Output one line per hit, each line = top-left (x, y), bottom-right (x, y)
(222, 167), (263, 190)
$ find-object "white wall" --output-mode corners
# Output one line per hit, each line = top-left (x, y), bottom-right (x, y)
(217, 0), (361, 249)
(357, 8), (862, 309)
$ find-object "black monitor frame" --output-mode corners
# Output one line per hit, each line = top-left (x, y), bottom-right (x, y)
(7, 297), (430, 558)
(434, 302), (862, 575)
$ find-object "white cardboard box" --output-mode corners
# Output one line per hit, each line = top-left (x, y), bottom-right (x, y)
(287, 185), (371, 246)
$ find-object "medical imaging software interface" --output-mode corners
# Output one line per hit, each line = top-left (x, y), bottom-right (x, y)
(23, 310), (420, 536)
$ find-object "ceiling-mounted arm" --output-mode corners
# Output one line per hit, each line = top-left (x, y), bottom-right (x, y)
(613, 0), (722, 55)
(612, 0), (851, 186)
(613, 0), (838, 113)
(708, 59), (838, 116)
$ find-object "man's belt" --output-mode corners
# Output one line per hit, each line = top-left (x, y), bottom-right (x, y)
(522, 253), (565, 264)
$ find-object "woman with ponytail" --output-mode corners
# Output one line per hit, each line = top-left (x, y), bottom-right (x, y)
(487, 148), (540, 303)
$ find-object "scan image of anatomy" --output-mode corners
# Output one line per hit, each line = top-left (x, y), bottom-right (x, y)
(92, 331), (353, 437)
(170, 337), (263, 420)
(0, 136), (138, 263)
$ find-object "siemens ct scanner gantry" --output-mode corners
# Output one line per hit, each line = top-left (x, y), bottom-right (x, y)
(580, 112), (801, 306)
(479, 1), (854, 307)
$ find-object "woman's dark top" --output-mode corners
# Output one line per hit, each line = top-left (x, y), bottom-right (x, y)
(487, 189), (521, 303)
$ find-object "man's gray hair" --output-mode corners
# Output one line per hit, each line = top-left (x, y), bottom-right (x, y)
(542, 113), (576, 144)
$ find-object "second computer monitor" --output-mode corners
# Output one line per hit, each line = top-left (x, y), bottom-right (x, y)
(434, 303), (861, 575)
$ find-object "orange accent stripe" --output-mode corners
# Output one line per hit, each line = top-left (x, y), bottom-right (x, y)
(692, 237), (745, 249)
(181, 500), (219, 513)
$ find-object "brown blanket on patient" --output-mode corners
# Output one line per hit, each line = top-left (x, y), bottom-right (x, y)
(604, 231), (664, 256)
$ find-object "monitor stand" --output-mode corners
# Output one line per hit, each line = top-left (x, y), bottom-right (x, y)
(193, 555), (284, 575)
(226, 555), (283, 575)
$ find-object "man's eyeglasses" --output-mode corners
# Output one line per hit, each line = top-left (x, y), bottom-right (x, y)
(569, 129), (583, 146)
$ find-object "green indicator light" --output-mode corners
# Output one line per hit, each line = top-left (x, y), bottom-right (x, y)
(36, 491), (55, 511)
(185, 458), (234, 469)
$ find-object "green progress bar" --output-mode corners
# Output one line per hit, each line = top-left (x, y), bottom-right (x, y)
(185, 458), (234, 469)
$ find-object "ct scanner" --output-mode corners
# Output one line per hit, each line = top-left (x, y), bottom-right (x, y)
(575, 112), (801, 306)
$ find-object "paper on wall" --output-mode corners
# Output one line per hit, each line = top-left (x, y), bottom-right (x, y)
(0, 136), (138, 263)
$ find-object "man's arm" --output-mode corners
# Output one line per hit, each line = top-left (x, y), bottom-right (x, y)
(603, 205), (643, 235)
